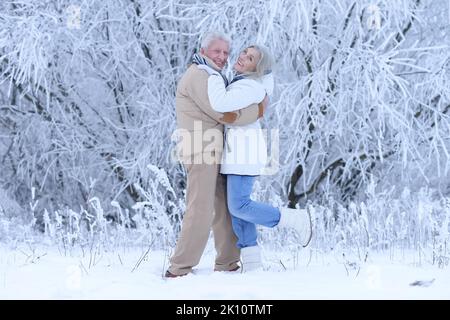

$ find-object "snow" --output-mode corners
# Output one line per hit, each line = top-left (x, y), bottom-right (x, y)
(1, 243), (448, 300)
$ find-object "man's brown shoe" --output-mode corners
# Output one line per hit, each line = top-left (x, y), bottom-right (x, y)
(164, 270), (187, 278)
(214, 265), (240, 272)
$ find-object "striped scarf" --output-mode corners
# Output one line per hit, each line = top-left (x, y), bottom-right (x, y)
(230, 74), (245, 85)
(192, 53), (229, 86)
(230, 70), (272, 85)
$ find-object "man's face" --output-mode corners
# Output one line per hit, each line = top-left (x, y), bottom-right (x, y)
(200, 39), (230, 70)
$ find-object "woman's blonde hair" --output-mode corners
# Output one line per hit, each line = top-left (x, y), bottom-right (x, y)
(248, 44), (273, 78)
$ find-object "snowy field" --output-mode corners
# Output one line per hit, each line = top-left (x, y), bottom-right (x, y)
(1, 242), (448, 300)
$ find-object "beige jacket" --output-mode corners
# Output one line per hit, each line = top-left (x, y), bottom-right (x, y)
(175, 56), (262, 164)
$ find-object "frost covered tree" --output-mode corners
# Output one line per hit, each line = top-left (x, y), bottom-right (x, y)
(0, 0), (449, 235)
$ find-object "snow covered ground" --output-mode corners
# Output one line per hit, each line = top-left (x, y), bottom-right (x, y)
(0, 242), (449, 300)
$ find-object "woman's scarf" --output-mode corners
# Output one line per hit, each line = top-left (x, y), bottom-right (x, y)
(230, 74), (245, 84)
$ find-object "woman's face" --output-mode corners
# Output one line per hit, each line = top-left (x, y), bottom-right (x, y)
(233, 47), (261, 74)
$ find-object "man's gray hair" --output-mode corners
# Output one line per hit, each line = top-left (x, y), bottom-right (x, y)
(248, 44), (274, 78)
(200, 31), (231, 49)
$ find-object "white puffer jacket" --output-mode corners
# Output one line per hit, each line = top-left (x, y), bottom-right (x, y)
(207, 71), (274, 175)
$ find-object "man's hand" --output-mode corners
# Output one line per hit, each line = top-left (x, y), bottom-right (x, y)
(258, 94), (269, 118)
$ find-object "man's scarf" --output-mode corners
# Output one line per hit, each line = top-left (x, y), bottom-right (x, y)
(192, 53), (229, 86)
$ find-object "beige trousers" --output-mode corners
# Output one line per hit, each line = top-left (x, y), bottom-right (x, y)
(168, 162), (240, 275)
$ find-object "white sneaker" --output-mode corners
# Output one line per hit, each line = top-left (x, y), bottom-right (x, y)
(241, 246), (263, 272)
(278, 207), (313, 247)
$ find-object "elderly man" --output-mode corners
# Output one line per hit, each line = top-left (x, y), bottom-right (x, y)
(166, 32), (266, 277)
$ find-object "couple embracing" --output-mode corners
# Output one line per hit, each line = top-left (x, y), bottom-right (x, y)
(166, 31), (312, 278)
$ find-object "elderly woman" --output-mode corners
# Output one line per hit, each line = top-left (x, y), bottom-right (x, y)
(198, 45), (312, 272)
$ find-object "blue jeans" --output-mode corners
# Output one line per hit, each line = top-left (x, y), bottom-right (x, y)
(226, 174), (281, 249)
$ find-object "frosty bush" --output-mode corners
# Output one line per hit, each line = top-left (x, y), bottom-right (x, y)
(0, 165), (183, 253)
(260, 182), (450, 267)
